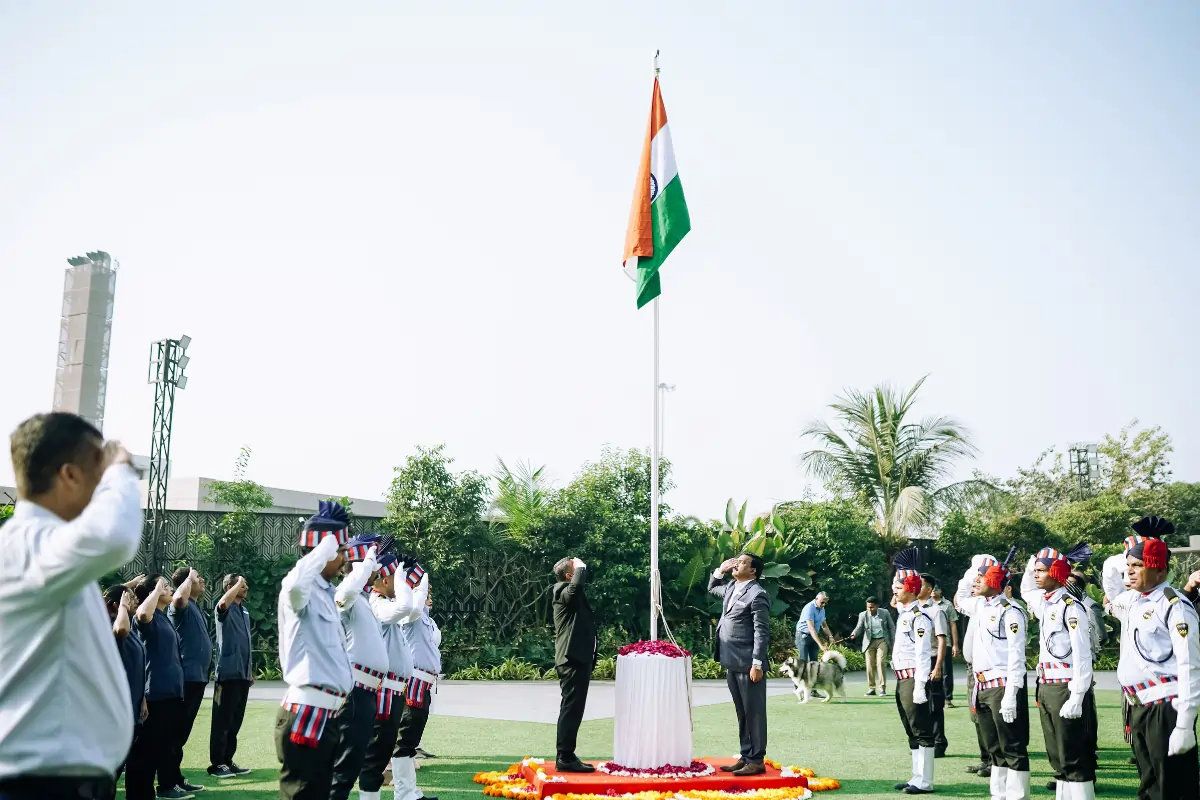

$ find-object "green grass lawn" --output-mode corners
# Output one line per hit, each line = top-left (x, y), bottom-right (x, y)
(127, 689), (1138, 799)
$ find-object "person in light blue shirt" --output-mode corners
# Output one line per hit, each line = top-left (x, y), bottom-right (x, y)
(795, 592), (833, 663)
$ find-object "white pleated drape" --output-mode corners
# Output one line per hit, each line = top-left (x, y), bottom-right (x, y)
(612, 654), (693, 768)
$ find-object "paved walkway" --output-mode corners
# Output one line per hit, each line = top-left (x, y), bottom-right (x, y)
(212, 671), (1124, 724)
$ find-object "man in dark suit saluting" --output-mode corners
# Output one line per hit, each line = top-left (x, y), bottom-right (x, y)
(709, 552), (771, 776)
(552, 556), (598, 773)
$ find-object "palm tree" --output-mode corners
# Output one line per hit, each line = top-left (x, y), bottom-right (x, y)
(800, 376), (1003, 548)
(488, 458), (552, 545)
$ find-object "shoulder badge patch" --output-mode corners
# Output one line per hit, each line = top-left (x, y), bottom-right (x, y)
(1068, 616), (1078, 630)
(1178, 622), (1190, 639)
(1009, 621), (1019, 635)
(1144, 610), (1155, 620)
(917, 627), (926, 638)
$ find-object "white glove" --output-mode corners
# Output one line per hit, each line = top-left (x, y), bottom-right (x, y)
(314, 533), (340, 560)
(1024, 555), (1037, 576)
(1001, 690), (1018, 723)
(1169, 726), (1197, 756)
(1059, 692), (1085, 720)
(573, 557), (586, 570)
(971, 554), (997, 570)
(913, 685), (928, 704)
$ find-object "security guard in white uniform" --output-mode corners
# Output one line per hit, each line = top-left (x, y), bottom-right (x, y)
(1020, 544), (1095, 800)
(957, 548), (1030, 800)
(1110, 516), (1200, 800)
(890, 548), (936, 796)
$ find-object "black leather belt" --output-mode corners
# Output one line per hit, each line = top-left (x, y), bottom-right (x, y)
(0, 775), (115, 800)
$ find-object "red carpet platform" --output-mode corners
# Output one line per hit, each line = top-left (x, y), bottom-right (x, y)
(520, 757), (809, 798)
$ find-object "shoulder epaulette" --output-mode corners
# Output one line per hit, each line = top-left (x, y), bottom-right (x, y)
(1165, 587), (1179, 603)
(997, 597), (1011, 607)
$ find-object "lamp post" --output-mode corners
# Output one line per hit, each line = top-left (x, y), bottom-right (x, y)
(146, 335), (191, 573)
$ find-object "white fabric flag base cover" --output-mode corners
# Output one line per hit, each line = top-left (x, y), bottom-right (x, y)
(612, 653), (693, 768)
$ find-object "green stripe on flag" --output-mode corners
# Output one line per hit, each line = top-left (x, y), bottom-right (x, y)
(636, 175), (690, 309)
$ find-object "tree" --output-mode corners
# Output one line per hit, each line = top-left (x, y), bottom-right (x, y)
(1100, 421), (1173, 496)
(384, 444), (490, 571)
(800, 376), (1002, 548)
(489, 458), (552, 546)
(1047, 494), (1137, 547)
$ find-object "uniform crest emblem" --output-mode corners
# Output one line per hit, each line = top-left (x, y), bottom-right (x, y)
(1143, 611), (1155, 620)
(990, 616), (997, 623)
(1009, 622), (1019, 635)
(1049, 613), (1057, 622)
(1068, 617), (1078, 630)
(1178, 622), (1190, 639)
(917, 628), (926, 638)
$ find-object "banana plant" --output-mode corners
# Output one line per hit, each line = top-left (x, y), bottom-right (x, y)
(672, 498), (813, 618)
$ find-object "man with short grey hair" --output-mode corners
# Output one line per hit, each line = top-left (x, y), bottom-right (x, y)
(851, 597), (895, 696)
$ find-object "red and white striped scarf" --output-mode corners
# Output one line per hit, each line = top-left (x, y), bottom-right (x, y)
(282, 688), (346, 748)
(376, 672), (401, 720)
(406, 674), (433, 709)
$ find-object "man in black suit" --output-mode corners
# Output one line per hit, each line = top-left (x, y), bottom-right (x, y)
(708, 553), (771, 776)
(552, 556), (598, 773)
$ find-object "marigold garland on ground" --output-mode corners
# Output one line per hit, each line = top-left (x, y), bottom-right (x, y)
(473, 758), (840, 799)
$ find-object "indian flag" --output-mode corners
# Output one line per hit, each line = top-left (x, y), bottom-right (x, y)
(623, 78), (691, 309)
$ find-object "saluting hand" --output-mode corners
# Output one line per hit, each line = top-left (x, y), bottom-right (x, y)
(720, 558), (737, 574)
(102, 441), (133, 469)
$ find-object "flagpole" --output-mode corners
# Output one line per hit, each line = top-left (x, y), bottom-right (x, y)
(651, 296), (661, 640)
(649, 49), (662, 642)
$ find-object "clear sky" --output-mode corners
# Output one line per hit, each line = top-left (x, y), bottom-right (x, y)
(2, 2), (1198, 519)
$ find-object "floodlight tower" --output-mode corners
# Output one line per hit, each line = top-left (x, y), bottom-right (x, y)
(1067, 442), (1100, 501)
(146, 336), (191, 572)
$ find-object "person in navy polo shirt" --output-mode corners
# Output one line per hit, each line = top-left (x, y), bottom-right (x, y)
(127, 576), (193, 800)
(208, 574), (253, 779)
(168, 565), (212, 794)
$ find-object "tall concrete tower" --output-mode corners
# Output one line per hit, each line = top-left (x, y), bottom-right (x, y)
(53, 251), (118, 431)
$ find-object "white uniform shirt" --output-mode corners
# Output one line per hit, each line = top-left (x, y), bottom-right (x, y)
(891, 601), (933, 683)
(1020, 578), (1092, 689)
(334, 560), (389, 677)
(277, 544), (353, 693)
(958, 592), (1026, 687)
(370, 576), (423, 680)
(1113, 581), (1200, 720)
(0, 465), (143, 778)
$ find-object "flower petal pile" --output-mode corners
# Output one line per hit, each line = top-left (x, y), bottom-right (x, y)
(596, 760), (715, 778)
(618, 640), (691, 658)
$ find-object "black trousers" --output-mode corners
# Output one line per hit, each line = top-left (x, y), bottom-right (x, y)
(941, 656), (955, 701)
(966, 668), (989, 764)
(330, 687), (378, 800)
(275, 703), (341, 800)
(394, 685), (433, 759)
(929, 659), (948, 751)
(126, 697), (185, 798)
(1036, 683), (1096, 782)
(360, 710), (402, 792)
(1130, 701), (1200, 800)
(975, 684), (1030, 771)
(896, 677), (935, 749)
(0, 777), (115, 800)
(163, 681), (206, 787)
(209, 679), (251, 767)
(556, 662), (593, 762)
(726, 670), (768, 762)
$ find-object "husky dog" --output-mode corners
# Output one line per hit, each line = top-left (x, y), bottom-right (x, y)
(780, 650), (848, 704)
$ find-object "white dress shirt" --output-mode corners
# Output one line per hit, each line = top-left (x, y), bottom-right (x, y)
(0, 464), (143, 778)
(277, 540), (353, 693)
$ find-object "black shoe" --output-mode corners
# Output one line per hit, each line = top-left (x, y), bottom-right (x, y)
(720, 759), (747, 773)
(178, 782), (205, 793)
(1047, 781), (1057, 791)
(934, 749), (946, 759)
(880, 688), (887, 695)
(977, 766), (991, 778)
(156, 790), (195, 800)
(227, 763), (251, 776)
(415, 747), (437, 758)
(866, 690), (877, 696)
(731, 762), (766, 776)
(1128, 756), (1138, 765)
(555, 761), (596, 773)
(903, 787), (933, 795)
(965, 763), (981, 774)
(895, 782), (913, 791)
(206, 766), (234, 779)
